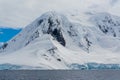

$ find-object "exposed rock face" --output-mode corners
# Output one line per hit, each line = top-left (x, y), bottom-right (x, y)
(47, 17), (66, 46)
(91, 13), (120, 37)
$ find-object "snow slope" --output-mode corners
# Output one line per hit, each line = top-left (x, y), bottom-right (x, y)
(0, 11), (120, 69)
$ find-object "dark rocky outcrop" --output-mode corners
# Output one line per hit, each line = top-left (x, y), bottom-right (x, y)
(47, 17), (66, 46)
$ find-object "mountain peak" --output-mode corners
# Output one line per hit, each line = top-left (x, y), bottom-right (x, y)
(0, 11), (70, 53)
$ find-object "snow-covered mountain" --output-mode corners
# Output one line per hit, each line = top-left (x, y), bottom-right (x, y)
(0, 11), (120, 69)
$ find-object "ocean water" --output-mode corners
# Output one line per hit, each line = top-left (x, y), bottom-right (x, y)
(0, 70), (119, 80)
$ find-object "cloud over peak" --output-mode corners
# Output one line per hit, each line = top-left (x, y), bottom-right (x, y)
(0, 0), (120, 28)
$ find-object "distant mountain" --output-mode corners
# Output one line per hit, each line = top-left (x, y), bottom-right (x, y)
(0, 12), (120, 70)
(0, 27), (21, 42)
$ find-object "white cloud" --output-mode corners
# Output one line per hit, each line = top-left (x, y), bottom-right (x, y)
(109, 0), (118, 6)
(0, 0), (120, 28)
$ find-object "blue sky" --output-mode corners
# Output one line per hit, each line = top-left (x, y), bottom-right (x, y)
(0, 28), (21, 42)
(0, 0), (120, 28)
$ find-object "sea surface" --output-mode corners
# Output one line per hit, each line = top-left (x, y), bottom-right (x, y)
(0, 70), (119, 80)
